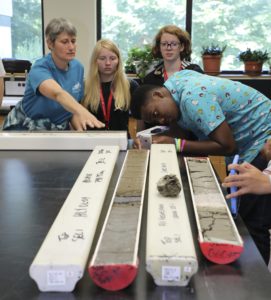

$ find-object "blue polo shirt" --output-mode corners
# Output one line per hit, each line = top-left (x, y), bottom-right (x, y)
(22, 53), (84, 124)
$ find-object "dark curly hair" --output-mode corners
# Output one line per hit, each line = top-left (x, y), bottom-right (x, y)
(130, 84), (159, 119)
(151, 25), (192, 61)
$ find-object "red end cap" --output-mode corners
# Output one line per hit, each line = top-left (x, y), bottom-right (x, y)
(88, 263), (138, 291)
(200, 242), (243, 264)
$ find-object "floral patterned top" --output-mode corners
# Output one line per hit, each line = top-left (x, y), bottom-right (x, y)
(164, 70), (271, 163)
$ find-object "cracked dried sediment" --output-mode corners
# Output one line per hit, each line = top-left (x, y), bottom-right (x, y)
(186, 157), (239, 244)
(197, 206), (239, 243)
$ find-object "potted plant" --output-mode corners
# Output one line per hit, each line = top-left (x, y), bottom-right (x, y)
(201, 44), (227, 76)
(237, 48), (269, 76)
(125, 45), (159, 79)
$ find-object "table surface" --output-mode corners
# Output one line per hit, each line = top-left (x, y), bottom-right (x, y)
(0, 150), (271, 300)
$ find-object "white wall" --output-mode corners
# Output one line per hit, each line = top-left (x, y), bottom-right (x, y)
(43, 0), (97, 71)
(0, 0), (12, 57)
(0, 0), (12, 15)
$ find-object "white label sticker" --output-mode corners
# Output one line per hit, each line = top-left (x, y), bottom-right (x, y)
(184, 265), (192, 273)
(162, 266), (180, 281)
(47, 270), (66, 286)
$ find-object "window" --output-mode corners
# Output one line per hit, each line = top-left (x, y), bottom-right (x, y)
(0, 0), (43, 63)
(191, 0), (271, 71)
(100, 0), (186, 61)
(100, 0), (271, 71)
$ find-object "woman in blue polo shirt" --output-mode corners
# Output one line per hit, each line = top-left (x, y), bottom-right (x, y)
(2, 18), (104, 131)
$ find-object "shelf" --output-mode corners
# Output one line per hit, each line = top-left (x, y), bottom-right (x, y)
(218, 74), (271, 80)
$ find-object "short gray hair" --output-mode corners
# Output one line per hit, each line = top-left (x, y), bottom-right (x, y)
(45, 18), (77, 43)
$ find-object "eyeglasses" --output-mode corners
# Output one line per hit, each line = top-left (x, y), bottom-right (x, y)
(160, 41), (180, 49)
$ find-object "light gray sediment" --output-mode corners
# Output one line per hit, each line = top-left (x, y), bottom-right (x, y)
(94, 150), (148, 265)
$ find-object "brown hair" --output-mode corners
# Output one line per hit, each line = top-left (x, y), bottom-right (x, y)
(152, 25), (192, 60)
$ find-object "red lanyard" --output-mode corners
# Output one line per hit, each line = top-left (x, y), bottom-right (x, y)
(163, 65), (182, 81)
(100, 87), (113, 129)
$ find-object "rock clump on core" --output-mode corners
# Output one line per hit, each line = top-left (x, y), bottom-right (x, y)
(157, 174), (181, 197)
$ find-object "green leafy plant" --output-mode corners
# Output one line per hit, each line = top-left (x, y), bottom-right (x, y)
(237, 48), (269, 62)
(201, 44), (227, 56)
(125, 45), (159, 79)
